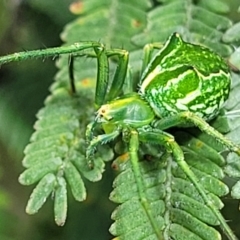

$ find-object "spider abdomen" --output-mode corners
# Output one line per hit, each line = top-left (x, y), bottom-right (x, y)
(140, 33), (231, 121)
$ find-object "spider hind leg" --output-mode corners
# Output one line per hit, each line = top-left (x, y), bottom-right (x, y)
(153, 111), (240, 155)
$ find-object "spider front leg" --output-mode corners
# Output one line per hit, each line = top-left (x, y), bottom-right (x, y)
(141, 42), (163, 78)
(0, 41), (104, 65)
(85, 47), (130, 166)
(153, 111), (240, 155)
(94, 47), (129, 108)
(86, 126), (121, 168)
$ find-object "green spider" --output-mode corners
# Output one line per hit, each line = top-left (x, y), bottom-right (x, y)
(1, 32), (240, 239)
(84, 33), (240, 239)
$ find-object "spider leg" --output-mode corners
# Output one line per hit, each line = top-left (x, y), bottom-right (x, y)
(93, 47), (129, 108)
(86, 128), (121, 167)
(138, 129), (237, 240)
(141, 42), (163, 77)
(153, 112), (240, 155)
(0, 42), (103, 65)
(0, 41), (129, 107)
(68, 54), (76, 94)
(128, 129), (163, 239)
(105, 49), (129, 102)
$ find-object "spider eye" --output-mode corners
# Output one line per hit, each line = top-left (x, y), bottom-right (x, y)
(99, 109), (106, 118)
(98, 105), (108, 116)
(97, 105), (113, 121)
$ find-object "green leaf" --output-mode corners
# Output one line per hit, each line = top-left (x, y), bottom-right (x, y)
(175, 131), (225, 166)
(133, 0), (233, 56)
(19, 157), (62, 185)
(72, 153), (106, 182)
(231, 180), (240, 199)
(26, 173), (56, 214)
(110, 160), (165, 239)
(198, 0), (230, 14)
(169, 224), (203, 240)
(61, 0), (150, 49)
(229, 48), (240, 70)
(110, 154), (224, 239)
(54, 176), (68, 226)
(170, 209), (221, 240)
(64, 161), (86, 202)
(225, 153), (240, 178)
(109, 2), (240, 238)
(223, 22), (240, 43)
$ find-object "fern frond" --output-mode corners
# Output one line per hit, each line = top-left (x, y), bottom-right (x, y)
(62, 0), (150, 50)
(133, 0), (233, 56)
(19, 0), (151, 225)
(110, 150), (224, 239)
(110, 158), (165, 239)
(110, 1), (240, 239)
(197, 0), (230, 14)
(18, 84), (108, 225)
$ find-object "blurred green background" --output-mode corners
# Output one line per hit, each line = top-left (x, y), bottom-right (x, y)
(0, 0), (240, 240)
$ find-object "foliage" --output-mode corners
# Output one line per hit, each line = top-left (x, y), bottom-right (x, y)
(1, 0), (240, 239)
